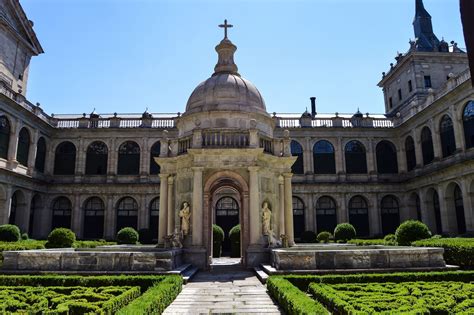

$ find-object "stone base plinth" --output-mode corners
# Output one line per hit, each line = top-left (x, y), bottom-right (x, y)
(183, 247), (208, 269)
(271, 245), (446, 270)
(2, 246), (183, 272)
(246, 246), (270, 267)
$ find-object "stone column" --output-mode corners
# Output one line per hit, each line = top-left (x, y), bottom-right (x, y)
(431, 120), (442, 160)
(283, 173), (294, 245)
(335, 138), (344, 174)
(158, 174), (168, 245)
(369, 194), (381, 236)
(304, 137), (312, 174)
(397, 138), (407, 173)
(192, 167), (203, 246)
(75, 138), (85, 176)
(438, 187), (453, 234)
(413, 129), (423, 168)
(248, 167), (260, 244)
(18, 191), (32, 233)
(7, 119), (19, 167)
(461, 179), (474, 232)
(367, 138), (376, 174)
(451, 106), (465, 151)
(107, 138), (116, 176)
(45, 140), (55, 175)
(418, 189), (433, 230)
(72, 195), (83, 238)
(138, 194), (148, 230)
(37, 196), (51, 238)
(104, 196), (115, 239)
(140, 139), (149, 176)
(167, 175), (175, 235)
(337, 194), (348, 223)
(27, 131), (38, 175)
(278, 175), (285, 235)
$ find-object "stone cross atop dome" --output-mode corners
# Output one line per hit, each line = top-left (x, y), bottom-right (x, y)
(213, 19), (240, 76)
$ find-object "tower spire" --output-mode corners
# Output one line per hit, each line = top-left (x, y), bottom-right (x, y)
(213, 19), (239, 76)
(413, 0), (439, 51)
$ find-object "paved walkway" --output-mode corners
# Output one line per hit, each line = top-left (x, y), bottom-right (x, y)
(163, 264), (282, 314)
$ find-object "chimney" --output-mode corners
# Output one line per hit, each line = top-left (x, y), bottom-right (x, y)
(310, 97), (316, 117)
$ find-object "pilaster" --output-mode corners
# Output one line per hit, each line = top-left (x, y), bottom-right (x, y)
(158, 174), (169, 245)
(192, 167), (204, 246)
(283, 173), (294, 245)
(248, 166), (260, 244)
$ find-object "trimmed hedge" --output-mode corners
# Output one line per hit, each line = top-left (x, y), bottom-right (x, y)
(279, 271), (474, 292)
(347, 238), (387, 246)
(117, 227), (139, 245)
(73, 240), (117, 248)
(412, 238), (474, 268)
(0, 275), (182, 314)
(229, 224), (241, 258)
(333, 223), (356, 242)
(316, 232), (331, 243)
(117, 276), (182, 314)
(0, 225), (21, 242)
(395, 220), (431, 245)
(212, 224), (224, 258)
(45, 228), (76, 248)
(309, 281), (474, 314)
(267, 277), (328, 315)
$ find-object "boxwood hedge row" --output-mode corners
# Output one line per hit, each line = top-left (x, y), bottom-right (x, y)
(412, 238), (474, 268)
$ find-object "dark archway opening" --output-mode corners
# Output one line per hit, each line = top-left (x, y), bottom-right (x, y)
(215, 196), (239, 255)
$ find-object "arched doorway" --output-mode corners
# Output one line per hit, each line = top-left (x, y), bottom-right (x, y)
(215, 195), (240, 255)
(204, 171), (249, 265)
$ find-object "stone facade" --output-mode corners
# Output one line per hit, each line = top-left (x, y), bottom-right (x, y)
(0, 0), (473, 268)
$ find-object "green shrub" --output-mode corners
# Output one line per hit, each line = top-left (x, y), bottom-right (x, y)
(0, 225), (21, 242)
(333, 223), (356, 242)
(20, 233), (28, 241)
(347, 238), (386, 246)
(138, 229), (155, 245)
(117, 275), (182, 314)
(316, 232), (332, 243)
(300, 231), (317, 243)
(383, 233), (397, 245)
(212, 224), (224, 258)
(45, 228), (76, 248)
(117, 227), (139, 245)
(229, 224), (241, 258)
(267, 277), (328, 315)
(395, 220), (431, 246)
(73, 240), (116, 248)
(412, 238), (474, 268)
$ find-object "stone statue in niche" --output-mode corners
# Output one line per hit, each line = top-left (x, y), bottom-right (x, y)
(179, 201), (191, 236)
(262, 201), (272, 236)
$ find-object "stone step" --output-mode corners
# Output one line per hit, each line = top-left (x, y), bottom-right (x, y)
(182, 265), (199, 284)
(254, 266), (269, 284)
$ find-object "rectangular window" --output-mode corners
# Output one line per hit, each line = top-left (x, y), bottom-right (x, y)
(389, 97), (393, 109)
(424, 75), (432, 88)
(408, 80), (413, 92)
(398, 89), (402, 101)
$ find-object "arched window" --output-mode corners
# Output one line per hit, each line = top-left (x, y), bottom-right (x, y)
(381, 195), (400, 235)
(405, 136), (416, 171)
(83, 197), (105, 239)
(0, 116), (10, 159)
(463, 101), (474, 149)
(376, 140), (398, 174)
(348, 196), (369, 236)
(54, 142), (76, 175)
(431, 190), (443, 234)
(51, 197), (72, 229)
(313, 140), (336, 174)
(116, 197), (138, 231)
(421, 127), (434, 165)
(454, 185), (466, 235)
(16, 128), (30, 166)
(415, 194), (422, 221)
(150, 142), (161, 175)
(290, 140), (304, 174)
(345, 140), (367, 174)
(315, 196), (337, 233)
(440, 115), (456, 157)
(292, 197), (305, 240)
(9, 192), (17, 225)
(29, 195), (41, 237)
(149, 197), (160, 238)
(35, 137), (46, 173)
(85, 141), (108, 175)
(117, 141), (140, 175)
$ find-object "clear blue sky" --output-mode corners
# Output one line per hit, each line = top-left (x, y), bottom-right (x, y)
(22, 0), (465, 115)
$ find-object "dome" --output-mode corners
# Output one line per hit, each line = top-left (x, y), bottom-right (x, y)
(184, 27), (267, 115)
(185, 73), (266, 114)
